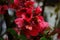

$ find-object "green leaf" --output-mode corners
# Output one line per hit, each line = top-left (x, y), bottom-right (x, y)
(0, 38), (4, 40)
(7, 28), (19, 39)
(40, 37), (47, 40)
(8, 28), (27, 40)
(55, 7), (59, 13)
(20, 34), (27, 40)
(40, 37), (52, 40)
(10, 0), (14, 3)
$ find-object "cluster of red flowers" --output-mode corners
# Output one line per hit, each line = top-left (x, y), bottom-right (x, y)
(0, 0), (49, 39)
(14, 0), (49, 38)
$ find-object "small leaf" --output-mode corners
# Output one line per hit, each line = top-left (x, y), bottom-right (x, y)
(20, 34), (27, 40)
(40, 37), (47, 40)
(10, 0), (14, 3)
(55, 7), (59, 13)
(40, 37), (52, 40)
(50, 13), (53, 17)
(8, 28), (27, 40)
(7, 28), (19, 39)
(0, 38), (4, 40)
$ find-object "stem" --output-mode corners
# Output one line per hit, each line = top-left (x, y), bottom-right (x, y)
(41, 0), (47, 16)
(3, 10), (13, 40)
(4, 11), (11, 28)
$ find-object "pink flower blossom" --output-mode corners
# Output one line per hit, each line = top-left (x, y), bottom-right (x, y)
(24, 8), (33, 22)
(35, 6), (42, 15)
(24, 1), (34, 7)
(16, 8), (27, 18)
(14, 0), (19, 5)
(15, 18), (24, 28)
(36, 16), (44, 22)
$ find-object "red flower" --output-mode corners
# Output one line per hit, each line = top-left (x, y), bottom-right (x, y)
(16, 8), (33, 22)
(16, 7), (33, 22)
(16, 10), (23, 18)
(13, 0), (49, 39)
(0, 5), (8, 14)
(36, 16), (49, 32)
(23, 13), (32, 22)
(14, 0), (20, 5)
(15, 13), (49, 39)
(9, 3), (20, 9)
(39, 21), (49, 32)
(26, 7), (33, 14)
(23, 8), (33, 22)
(3, 5), (8, 10)
(14, 0), (30, 9)
(16, 17), (49, 38)
(35, 6), (42, 15)
(24, 1), (34, 7)
(36, 16), (44, 22)
(23, 24), (41, 38)
(15, 18), (24, 28)
(16, 8), (27, 18)
(29, 25), (40, 36)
